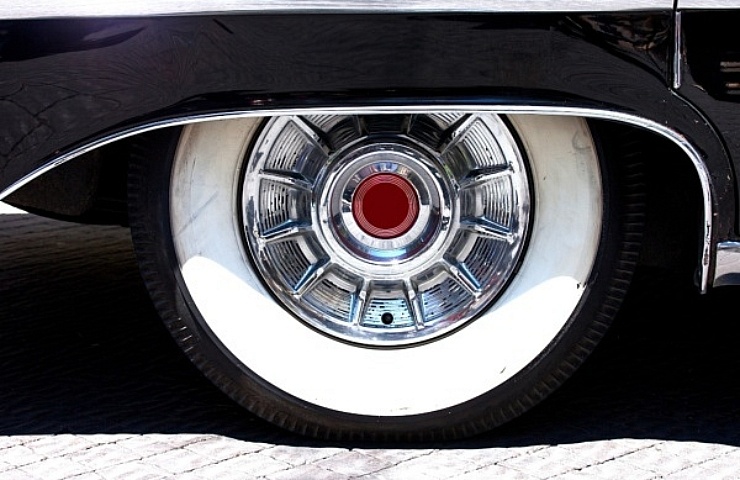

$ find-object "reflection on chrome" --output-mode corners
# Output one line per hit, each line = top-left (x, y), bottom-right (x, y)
(0, 1), (677, 19)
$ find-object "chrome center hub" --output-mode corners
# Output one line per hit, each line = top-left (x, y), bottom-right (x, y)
(315, 143), (453, 274)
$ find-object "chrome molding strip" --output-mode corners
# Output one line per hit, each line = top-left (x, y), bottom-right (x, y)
(714, 242), (740, 287)
(2, 1), (674, 19)
(0, 105), (715, 291)
(673, 10), (683, 90)
(677, 1), (740, 8)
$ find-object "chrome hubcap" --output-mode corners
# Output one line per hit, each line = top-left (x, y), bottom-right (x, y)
(242, 113), (531, 346)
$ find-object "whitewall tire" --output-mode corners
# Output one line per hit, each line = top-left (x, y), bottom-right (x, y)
(129, 112), (642, 441)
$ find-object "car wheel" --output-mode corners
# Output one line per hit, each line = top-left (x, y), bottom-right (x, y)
(129, 112), (642, 441)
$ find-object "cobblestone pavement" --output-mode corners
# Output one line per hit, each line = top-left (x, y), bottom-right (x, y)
(1, 202), (739, 479)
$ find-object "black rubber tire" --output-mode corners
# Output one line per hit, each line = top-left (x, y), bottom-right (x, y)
(128, 117), (644, 442)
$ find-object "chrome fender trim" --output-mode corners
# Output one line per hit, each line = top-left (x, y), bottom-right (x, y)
(713, 242), (740, 287)
(0, 105), (715, 291)
(1, 1), (674, 20)
(677, 1), (740, 9)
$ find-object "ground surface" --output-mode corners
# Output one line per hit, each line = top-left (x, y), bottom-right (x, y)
(1, 202), (739, 479)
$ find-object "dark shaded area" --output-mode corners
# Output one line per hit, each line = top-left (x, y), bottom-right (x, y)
(0, 213), (279, 441)
(5, 139), (132, 226)
(683, 10), (740, 102)
(482, 269), (740, 448)
(0, 212), (738, 448)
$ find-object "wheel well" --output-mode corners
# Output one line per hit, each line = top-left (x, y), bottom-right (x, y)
(593, 120), (704, 288)
(4, 136), (136, 226)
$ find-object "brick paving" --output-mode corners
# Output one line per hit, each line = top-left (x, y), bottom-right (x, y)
(1, 201), (739, 479)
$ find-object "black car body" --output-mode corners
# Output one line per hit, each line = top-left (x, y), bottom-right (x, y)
(0, 1), (737, 441)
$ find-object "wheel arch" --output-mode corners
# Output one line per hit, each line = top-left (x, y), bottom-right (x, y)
(0, 105), (722, 291)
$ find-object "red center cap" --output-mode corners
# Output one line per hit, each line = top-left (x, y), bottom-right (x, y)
(352, 173), (419, 239)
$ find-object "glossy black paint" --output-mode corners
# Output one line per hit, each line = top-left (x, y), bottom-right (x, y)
(680, 10), (740, 235)
(0, 12), (735, 237)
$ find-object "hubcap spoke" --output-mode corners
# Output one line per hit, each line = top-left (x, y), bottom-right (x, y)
(458, 165), (512, 190)
(354, 115), (367, 137)
(293, 258), (330, 299)
(291, 115), (332, 156)
(260, 220), (313, 245)
(460, 216), (513, 242)
(295, 115), (336, 152)
(402, 114), (415, 135)
(259, 169), (314, 192)
(404, 280), (426, 329)
(438, 114), (476, 155)
(442, 256), (482, 297)
(350, 280), (371, 327)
